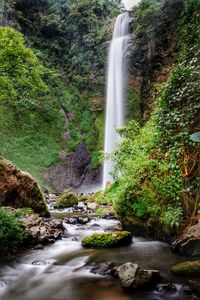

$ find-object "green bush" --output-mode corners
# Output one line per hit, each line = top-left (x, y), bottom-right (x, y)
(0, 209), (26, 254)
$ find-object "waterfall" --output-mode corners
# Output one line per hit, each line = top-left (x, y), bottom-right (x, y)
(103, 12), (130, 189)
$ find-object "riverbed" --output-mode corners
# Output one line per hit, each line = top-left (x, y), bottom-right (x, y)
(0, 217), (198, 300)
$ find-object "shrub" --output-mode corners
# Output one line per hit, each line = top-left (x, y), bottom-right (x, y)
(0, 209), (26, 254)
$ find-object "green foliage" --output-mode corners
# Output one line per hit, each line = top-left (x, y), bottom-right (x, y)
(0, 0), (117, 186)
(160, 205), (183, 228)
(131, 0), (184, 74)
(0, 27), (47, 103)
(102, 0), (200, 228)
(82, 231), (132, 248)
(0, 208), (26, 254)
(126, 88), (141, 122)
(13, 0), (119, 89)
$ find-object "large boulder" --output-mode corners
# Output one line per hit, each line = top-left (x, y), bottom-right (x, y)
(0, 156), (49, 216)
(82, 231), (132, 248)
(56, 189), (79, 208)
(44, 143), (102, 192)
(171, 260), (200, 276)
(171, 222), (200, 257)
(112, 262), (160, 290)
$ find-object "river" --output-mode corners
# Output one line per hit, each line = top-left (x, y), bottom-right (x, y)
(0, 217), (198, 300)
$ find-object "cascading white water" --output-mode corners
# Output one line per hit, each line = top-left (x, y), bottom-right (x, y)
(103, 12), (130, 189)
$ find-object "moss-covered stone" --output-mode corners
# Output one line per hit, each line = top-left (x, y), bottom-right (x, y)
(56, 190), (78, 208)
(82, 231), (132, 248)
(171, 260), (200, 276)
(0, 156), (49, 217)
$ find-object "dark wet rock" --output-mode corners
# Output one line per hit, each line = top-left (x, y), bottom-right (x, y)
(65, 217), (78, 225)
(82, 231), (132, 248)
(171, 260), (200, 276)
(47, 219), (64, 230)
(188, 279), (200, 297)
(0, 156), (49, 217)
(65, 216), (90, 225)
(171, 222), (200, 257)
(156, 283), (177, 294)
(104, 222), (122, 232)
(20, 215), (65, 246)
(182, 285), (193, 295)
(71, 236), (78, 241)
(90, 262), (114, 276)
(122, 219), (148, 236)
(32, 260), (46, 266)
(33, 244), (44, 250)
(90, 223), (100, 227)
(77, 217), (90, 225)
(112, 262), (160, 290)
(102, 212), (116, 220)
(44, 143), (93, 192)
(88, 223), (101, 230)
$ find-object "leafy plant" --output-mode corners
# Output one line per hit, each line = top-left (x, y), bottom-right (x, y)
(0, 209), (26, 254)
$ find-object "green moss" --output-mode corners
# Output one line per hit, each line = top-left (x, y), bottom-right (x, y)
(171, 261), (200, 276)
(56, 190), (79, 208)
(82, 231), (132, 248)
(30, 183), (50, 217)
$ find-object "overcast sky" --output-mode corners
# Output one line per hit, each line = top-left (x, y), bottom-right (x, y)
(122, 0), (141, 10)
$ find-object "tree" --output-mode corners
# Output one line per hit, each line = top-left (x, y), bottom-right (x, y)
(0, 26), (47, 104)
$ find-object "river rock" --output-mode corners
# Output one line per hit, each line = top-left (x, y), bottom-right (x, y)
(113, 262), (160, 290)
(171, 260), (200, 276)
(65, 217), (78, 225)
(56, 190), (79, 209)
(77, 217), (90, 225)
(20, 214), (65, 246)
(87, 202), (97, 210)
(90, 262), (114, 276)
(0, 156), (49, 217)
(171, 222), (200, 257)
(82, 231), (132, 248)
(156, 283), (177, 294)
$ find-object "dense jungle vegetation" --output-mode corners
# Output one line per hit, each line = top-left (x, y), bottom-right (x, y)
(100, 0), (200, 230)
(0, 0), (199, 237)
(0, 0), (120, 184)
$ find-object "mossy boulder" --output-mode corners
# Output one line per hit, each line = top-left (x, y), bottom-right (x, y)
(0, 156), (49, 217)
(171, 260), (200, 276)
(82, 231), (132, 248)
(56, 189), (78, 208)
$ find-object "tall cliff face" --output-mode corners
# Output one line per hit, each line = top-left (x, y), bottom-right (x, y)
(128, 0), (185, 121)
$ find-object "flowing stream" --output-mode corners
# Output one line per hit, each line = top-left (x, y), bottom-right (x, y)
(0, 217), (197, 300)
(103, 13), (131, 188)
